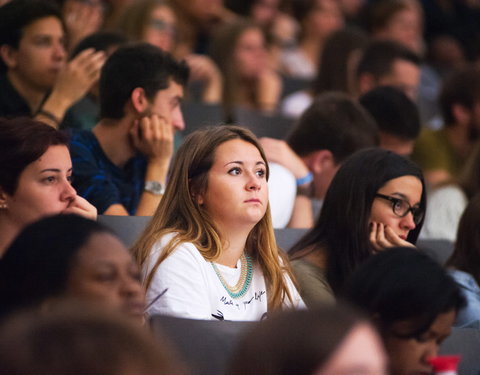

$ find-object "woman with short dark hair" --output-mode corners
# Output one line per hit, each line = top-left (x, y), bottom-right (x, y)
(344, 247), (465, 375)
(0, 117), (96, 255)
(0, 214), (144, 323)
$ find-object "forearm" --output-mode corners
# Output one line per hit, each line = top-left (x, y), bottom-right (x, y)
(34, 91), (72, 129)
(288, 195), (314, 229)
(135, 158), (169, 216)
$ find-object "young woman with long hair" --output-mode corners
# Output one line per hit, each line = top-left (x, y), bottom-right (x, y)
(133, 125), (303, 320)
(289, 148), (426, 306)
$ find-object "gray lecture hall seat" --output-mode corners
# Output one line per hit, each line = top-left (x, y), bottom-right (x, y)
(98, 215), (309, 250)
(97, 215), (151, 247)
(181, 101), (225, 137)
(416, 238), (454, 265)
(233, 107), (295, 139)
(440, 327), (480, 375)
(149, 315), (253, 375)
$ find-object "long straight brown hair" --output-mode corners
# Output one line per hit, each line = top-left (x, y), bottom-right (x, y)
(132, 125), (296, 311)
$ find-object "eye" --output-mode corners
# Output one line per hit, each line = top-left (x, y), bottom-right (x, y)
(393, 198), (406, 212)
(67, 175), (73, 183)
(256, 169), (266, 178)
(228, 167), (241, 176)
(43, 176), (56, 184)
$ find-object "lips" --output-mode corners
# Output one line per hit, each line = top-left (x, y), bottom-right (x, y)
(245, 198), (261, 204)
(123, 300), (145, 317)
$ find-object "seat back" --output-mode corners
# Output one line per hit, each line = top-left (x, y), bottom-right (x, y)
(440, 327), (480, 375)
(149, 315), (253, 375)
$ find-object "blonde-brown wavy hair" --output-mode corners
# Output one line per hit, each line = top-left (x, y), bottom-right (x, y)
(132, 125), (296, 311)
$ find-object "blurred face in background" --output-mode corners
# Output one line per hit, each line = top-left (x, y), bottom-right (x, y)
(233, 27), (268, 79)
(143, 4), (176, 52)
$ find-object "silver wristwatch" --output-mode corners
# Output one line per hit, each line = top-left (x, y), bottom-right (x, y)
(144, 181), (165, 195)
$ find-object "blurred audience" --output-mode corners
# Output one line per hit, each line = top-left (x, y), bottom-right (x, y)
(210, 19), (282, 119)
(0, 0), (105, 128)
(280, 0), (344, 79)
(344, 247), (465, 375)
(63, 31), (128, 130)
(114, 0), (222, 104)
(355, 39), (421, 100)
(0, 304), (184, 375)
(229, 305), (387, 375)
(282, 28), (369, 118)
(0, 214), (145, 323)
(264, 92), (378, 228)
(412, 66), (480, 188)
(360, 85), (421, 157)
(446, 194), (480, 328)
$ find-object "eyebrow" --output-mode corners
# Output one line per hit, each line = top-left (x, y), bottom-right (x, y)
(223, 161), (266, 167)
(40, 168), (73, 173)
(390, 192), (421, 206)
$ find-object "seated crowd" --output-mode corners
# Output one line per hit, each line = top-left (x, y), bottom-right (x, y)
(1, 0), (480, 374)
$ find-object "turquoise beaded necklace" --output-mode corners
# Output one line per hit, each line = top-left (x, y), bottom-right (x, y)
(210, 253), (253, 299)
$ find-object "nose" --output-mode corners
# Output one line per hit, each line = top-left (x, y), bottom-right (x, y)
(171, 106), (185, 132)
(120, 275), (143, 297)
(401, 210), (416, 231)
(246, 172), (261, 191)
(422, 342), (439, 365)
(53, 41), (67, 61)
(61, 179), (77, 201)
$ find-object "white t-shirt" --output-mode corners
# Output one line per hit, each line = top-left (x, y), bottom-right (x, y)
(268, 162), (296, 229)
(281, 90), (313, 119)
(143, 233), (305, 321)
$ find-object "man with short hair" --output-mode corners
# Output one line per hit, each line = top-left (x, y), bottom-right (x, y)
(355, 39), (421, 100)
(262, 92), (379, 227)
(0, 0), (105, 128)
(70, 43), (189, 216)
(360, 86), (421, 157)
(412, 66), (480, 187)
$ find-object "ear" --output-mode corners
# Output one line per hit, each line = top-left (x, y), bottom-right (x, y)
(356, 72), (375, 96)
(451, 103), (471, 127)
(130, 87), (149, 114)
(0, 44), (18, 69)
(309, 150), (335, 175)
(0, 188), (8, 210)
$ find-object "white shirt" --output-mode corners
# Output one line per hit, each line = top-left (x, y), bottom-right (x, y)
(143, 233), (305, 321)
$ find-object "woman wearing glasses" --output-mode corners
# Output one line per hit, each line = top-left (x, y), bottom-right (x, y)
(289, 148), (426, 307)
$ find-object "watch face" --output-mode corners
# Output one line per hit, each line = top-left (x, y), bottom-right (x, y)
(145, 181), (165, 194)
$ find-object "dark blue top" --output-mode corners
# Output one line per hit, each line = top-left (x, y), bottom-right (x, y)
(0, 73), (32, 117)
(69, 130), (146, 215)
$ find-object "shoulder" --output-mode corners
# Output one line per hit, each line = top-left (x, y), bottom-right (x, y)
(281, 90), (312, 118)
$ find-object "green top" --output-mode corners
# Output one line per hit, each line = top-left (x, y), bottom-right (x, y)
(412, 128), (464, 177)
(291, 258), (335, 308)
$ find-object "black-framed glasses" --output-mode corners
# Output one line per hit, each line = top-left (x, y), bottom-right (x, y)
(375, 193), (424, 225)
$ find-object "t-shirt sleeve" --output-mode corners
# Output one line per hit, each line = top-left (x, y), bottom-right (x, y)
(412, 130), (450, 172)
(291, 259), (335, 308)
(70, 136), (124, 214)
(144, 241), (213, 320)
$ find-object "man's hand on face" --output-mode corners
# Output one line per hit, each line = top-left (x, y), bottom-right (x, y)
(129, 113), (174, 163)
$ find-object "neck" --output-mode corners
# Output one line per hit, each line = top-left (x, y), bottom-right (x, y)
(299, 37), (322, 65)
(215, 225), (252, 268)
(92, 118), (136, 167)
(446, 124), (473, 158)
(7, 70), (47, 112)
(0, 214), (23, 258)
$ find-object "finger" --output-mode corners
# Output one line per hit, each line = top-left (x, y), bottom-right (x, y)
(129, 120), (141, 147)
(375, 223), (392, 250)
(369, 222), (382, 251)
(140, 116), (153, 141)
